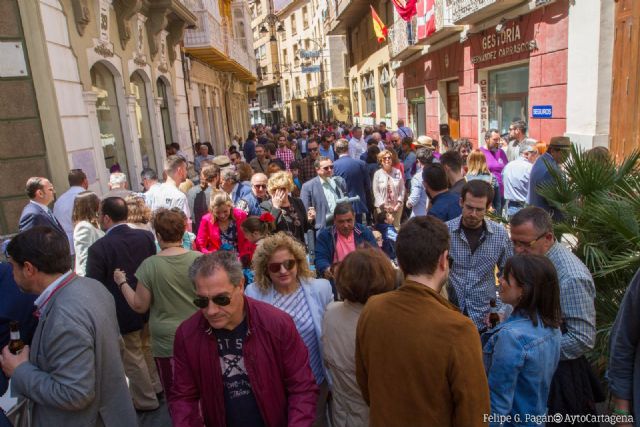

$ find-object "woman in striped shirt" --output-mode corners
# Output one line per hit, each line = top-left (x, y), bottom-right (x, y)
(246, 232), (333, 426)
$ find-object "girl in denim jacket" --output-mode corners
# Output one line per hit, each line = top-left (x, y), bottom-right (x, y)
(483, 255), (562, 427)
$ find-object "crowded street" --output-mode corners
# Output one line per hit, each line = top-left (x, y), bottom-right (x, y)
(1, 0), (639, 426)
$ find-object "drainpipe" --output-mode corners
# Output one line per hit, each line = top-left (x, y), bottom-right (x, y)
(181, 49), (197, 160)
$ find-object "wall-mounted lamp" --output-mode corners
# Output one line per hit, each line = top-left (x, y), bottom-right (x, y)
(495, 18), (507, 34)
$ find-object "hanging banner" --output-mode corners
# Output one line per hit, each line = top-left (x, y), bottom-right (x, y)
(416, 0), (436, 40)
(391, 0), (418, 21)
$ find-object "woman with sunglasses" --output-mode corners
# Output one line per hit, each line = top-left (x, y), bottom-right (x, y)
(246, 232), (333, 426)
(483, 254), (561, 425)
(321, 248), (396, 427)
(196, 191), (253, 260)
(372, 149), (405, 229)
(260, 171), (312, 247)
(115, 208), (202, 403)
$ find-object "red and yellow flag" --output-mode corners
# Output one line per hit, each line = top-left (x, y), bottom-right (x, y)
(370, 5), (388, 43)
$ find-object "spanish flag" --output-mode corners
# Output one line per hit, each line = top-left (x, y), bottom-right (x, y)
(371, 5), (388, 43)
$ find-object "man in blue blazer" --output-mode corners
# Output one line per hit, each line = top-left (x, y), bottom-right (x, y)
(86, 197), (161, 411)
(300, 156), (347, 236)
(18, 177), (64, 235)
(333, 139), (371, 224)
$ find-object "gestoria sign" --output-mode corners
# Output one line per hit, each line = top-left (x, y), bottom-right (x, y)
(471, 22), (537, 65)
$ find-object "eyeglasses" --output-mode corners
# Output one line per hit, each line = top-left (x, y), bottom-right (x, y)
(193, 294), (232, 308)
(321, 165), (334, 171)
(309, 147), (319, 152)
(447, 255), (454, 268)
(382, 157), (392, 161)
(511, 232), (548, 248)
(268, 259), (296, 273)
(253, 184), (267, 189)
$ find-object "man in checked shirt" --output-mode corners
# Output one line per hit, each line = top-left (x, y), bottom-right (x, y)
(509, 206), (602, 419)
(446, 180), (513, 331)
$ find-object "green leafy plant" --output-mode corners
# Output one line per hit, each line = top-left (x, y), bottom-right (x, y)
(537, 146), (640, 371)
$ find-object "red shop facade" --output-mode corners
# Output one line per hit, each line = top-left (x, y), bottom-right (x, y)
(396, 1), (568, 147)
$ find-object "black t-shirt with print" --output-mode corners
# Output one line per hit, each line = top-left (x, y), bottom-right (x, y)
(214, 318), (265, 427)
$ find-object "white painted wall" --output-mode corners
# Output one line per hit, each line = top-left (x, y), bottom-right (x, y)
(565, 0), (614, 149)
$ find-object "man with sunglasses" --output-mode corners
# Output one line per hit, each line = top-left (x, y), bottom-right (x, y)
(237, 173), (269, 216)
(446, 180), (513, 332)
(170, 252), (318, 426)
(300, 156), (348, 236)
(509, 207), (600, 419)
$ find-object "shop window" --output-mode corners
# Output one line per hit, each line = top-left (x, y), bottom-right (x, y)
(488, 65), (529, 135)
(91, 62), (130, 181)
(406, 87), (426, 136)
(157, 77), (173, 145)
(130, 71), (157, 172)
(380, 66), (391, 117)
(362, 73), (376, 114)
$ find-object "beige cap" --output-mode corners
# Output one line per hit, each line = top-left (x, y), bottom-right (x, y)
(415, 135), (434, 150)
(212, 155), (231, 167)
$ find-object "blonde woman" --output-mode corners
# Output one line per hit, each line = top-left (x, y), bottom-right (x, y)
(260, 171), (311, 246)
(466, 149), (500, 210)
(245, 232), (333, 426)
(125, 195), (153, 232)
(195, 191), (252, 259)
(372, 149), (405, 228)
(72, 191), (104, 276)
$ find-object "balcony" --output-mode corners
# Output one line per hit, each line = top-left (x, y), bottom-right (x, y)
(387, 16), (422, 61)
(448, 0), (527, 25)
(184, 9), (257, 82)
(327, 0), (371, 35)
(414, 0), (465, 46)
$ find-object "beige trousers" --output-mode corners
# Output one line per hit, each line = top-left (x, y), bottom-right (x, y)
(121, 323), (162, 410)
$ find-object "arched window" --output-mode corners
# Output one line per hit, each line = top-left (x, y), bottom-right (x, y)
(130, 71), (157, 172)
(91, 62), (129, 180)
(157, 78), (174, 146)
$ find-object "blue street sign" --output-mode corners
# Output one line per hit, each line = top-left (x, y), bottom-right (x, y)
(532, 105), (552, 118)
(301, 65), (321, 73)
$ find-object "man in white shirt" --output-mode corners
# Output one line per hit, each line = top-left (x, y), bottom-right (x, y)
(53, 169), (89, 255)
(505, 120), (536, 162)
(140, 168), (161, 209)
(348, 126), (367, 159)
(503, 141), (539, 219)
(144, 155), (191, 223)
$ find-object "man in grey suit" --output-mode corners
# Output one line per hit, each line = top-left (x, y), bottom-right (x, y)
(300, 156), (347, 236)
(0, 226), (136, 427)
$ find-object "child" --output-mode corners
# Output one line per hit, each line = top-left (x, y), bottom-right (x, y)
(240, 213), (276, 283)
(374, 211), (397, 261)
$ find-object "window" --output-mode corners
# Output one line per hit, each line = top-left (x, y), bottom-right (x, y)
(285, 80), (290, 99)
(291, 14), (297, 35)
(256, 0), (262, 16)
(488, 65), (529, 134)
(362, 73), (375, 113)
(302, 6), (309, 29)
(380, 66), (391, 117)
(295, 76), (300, 92)
(352, 78), (359, 115)
(283, 48), (288, 65)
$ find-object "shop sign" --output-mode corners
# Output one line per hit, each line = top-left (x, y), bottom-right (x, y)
(479, 78), (489, 134)
(301, 65), (321, 73)
(471, 23), (537, 65)
(300, 50), (321, 58)
(532, 105), (553, 118)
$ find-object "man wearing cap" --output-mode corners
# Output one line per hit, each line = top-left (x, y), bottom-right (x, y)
(528, 136), (571, 221)
(502, 142), (538, 219)
(212, 155), (232, 169)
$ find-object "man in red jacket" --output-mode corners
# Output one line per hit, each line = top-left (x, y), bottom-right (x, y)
(170, 251), (318, 427)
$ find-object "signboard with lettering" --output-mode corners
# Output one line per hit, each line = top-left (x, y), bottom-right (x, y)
(532, 105), (553, 118)
(300, 49), (321, 58)
(470, 21), (537, 66)
(301, 65), (321, 73)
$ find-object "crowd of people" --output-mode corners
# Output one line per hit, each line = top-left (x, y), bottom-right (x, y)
(0, 118), (636, 427)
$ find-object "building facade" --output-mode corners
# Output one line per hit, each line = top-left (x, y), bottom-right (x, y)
(183, 0), (256, 155)
(388, 0), (613, 148)
(0, 0), (196, 235)
(328, 0), (398, 127)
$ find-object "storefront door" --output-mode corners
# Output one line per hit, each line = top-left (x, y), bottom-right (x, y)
(446, 81), (460, 140)
(406, 87), (426, 136)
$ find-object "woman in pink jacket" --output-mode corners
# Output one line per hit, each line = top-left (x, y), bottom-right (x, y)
(196, 191), (254, 261)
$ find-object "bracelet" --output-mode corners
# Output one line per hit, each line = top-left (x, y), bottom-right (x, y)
(118, 281), (127, 290)
(613, 408), (631, 416)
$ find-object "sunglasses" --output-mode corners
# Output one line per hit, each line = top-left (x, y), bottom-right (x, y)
(193, 294), (232, 308)
(448, 255), (454, 268)
(321, 165), (334, 171)
(309, 147), (319, 152)
(268, 259), (296, 273)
